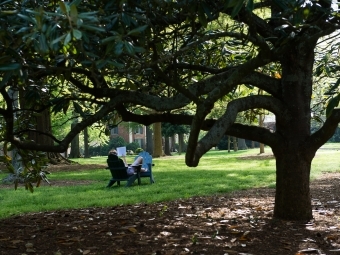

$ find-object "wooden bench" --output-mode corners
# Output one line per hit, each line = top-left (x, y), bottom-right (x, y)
(105, 154), (137, 187)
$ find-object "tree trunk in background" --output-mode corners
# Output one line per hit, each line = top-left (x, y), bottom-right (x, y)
(146, 125), (153, 154)
(22, 94), (70, 165)
(178, 133), (184, 155)
(228, 136), (231, 153)
(171, 135), (176, 152)
(259, 113), (265, 154)
(251, 141), (255, 148)
(238, 138), (248, 150)
(233, 136), (238, 151)
(164, 137), (170, 155)
(69, 116), (80, 158)
(84, 127), (89, 158)
(153, 122), (162, 157)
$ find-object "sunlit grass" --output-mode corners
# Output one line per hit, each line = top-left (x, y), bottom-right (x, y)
(1, 145), (340, 219)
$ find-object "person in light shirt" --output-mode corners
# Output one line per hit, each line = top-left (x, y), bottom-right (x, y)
(109, 150), (147, 175)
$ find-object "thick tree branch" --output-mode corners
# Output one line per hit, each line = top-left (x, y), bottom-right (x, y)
(306, 108), (340, 152)
(186, 95), (288, 166)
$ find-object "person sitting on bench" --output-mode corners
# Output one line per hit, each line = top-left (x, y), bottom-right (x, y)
(109, 150), (147, 175)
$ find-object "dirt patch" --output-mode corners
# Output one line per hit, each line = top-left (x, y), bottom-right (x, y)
(46, 163), (106, 173)
(1, 167), (340, 255)
(237, 152), (275, 160)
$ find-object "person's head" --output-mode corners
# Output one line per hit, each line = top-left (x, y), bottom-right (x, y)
(109, 149), (117, 155)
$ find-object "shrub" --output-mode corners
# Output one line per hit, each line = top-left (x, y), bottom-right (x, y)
(135, 148), (144, 154)
(109, 136), (126, 150)
(126, 142), (139, 152)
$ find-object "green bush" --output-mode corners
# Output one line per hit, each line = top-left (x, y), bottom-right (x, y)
(135, 148), (144, 154)
(126, 142), (139, 152)
(109, 136), (126, 150)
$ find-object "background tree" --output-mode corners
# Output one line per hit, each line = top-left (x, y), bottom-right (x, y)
(153, 122), (163, 157)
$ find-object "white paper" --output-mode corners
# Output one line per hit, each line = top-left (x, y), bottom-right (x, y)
(116, 146), (126, 156)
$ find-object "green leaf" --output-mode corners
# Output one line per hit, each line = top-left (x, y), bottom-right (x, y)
(121, 13), (131, 26)
(133, 46), (146, 53)
(70, 0), (82, 6)
(0, 63), (20, 71)
(127, 25), (148, 36)
(72, 29), (82, 39)
(198, 5), (208, 27)
(80, 24), (105, 33)
(325, 78), (340, 95)
(51, 34), (66, 46)
(17, 13), (33, 23)
(73, 102), (84, 116)
(70, 4), (78, 20)
(246, 0), (254, 12)
(272, 0), (288, 10)
(38, 33), (48, 53)
(64, 32), (72, 45)
(231, 0), (245, 18)
(63, 100), (70, 114)
(115, 42), (124, 55)
(108, 61), (125, 69)
(224, 0), (240, 8)
(202, 2), (214, 20)
(124, 41), (134, 55)
(59, 1), (67, 14)
(102, 35), (119, 44)
(326, 94), (340, 118)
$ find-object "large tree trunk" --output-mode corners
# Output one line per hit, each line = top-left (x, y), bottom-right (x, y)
(273, 150), (313, 220)
(272, 38), (317, 220)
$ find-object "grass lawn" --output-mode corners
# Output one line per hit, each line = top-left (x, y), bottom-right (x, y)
(1, 145), (340, 219)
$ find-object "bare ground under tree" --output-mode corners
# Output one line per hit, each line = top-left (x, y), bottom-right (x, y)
(1, 162), (340, 255)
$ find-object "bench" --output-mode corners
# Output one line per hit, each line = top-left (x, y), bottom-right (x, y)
(105, 154), (137, 187)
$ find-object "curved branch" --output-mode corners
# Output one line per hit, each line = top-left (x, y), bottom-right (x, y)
(226, 123), (282, 148)
(186, 95), (288, 166)
(306, 108), (340, 152)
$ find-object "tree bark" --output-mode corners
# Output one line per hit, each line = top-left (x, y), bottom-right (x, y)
(153, 122), (162, 157)
(146, 125), (153, 154)
(270, 38), (317, 220)
(228, 136), (231, 153)
(233, 136), (238, 151)
(164, 137), (171, 155)
(84, 127), (89, 158)
(178, 133), (184, 154)
(69, 116), (80, 158)
(238, 138), (248, 150)
(273, 149), (313, 220)
(259, 113), (265, 153)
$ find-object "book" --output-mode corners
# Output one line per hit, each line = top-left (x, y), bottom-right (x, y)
(116, 146), (126, 156)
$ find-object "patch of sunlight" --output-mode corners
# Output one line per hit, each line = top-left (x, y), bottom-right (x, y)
(227, 173), (239, 177)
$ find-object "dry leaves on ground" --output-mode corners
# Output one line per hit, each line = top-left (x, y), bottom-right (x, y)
(0, 166), (340, 255)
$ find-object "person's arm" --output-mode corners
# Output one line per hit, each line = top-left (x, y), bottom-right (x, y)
(121, 156), (128, 167)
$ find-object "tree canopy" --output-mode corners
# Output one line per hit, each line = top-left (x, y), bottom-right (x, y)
(1, 0), (340, 220)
